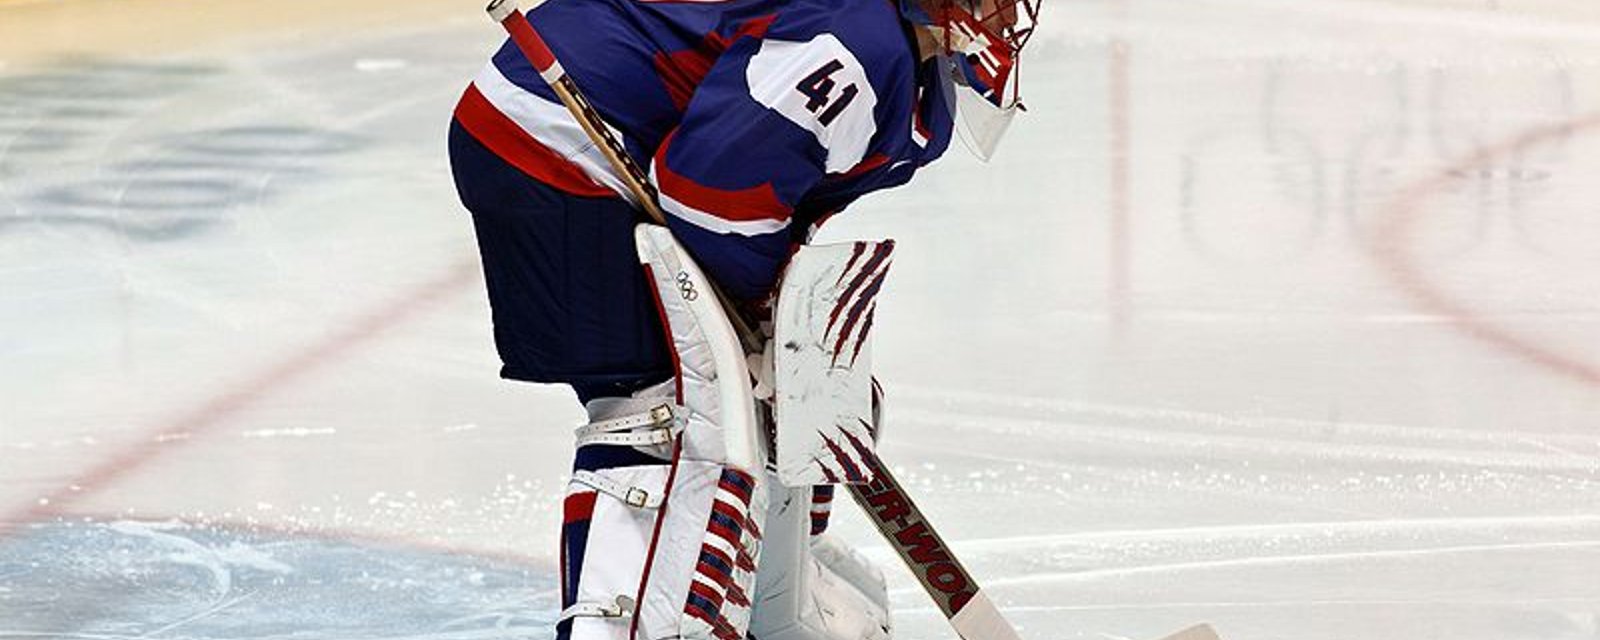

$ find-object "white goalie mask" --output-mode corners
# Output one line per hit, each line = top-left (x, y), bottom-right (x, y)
(949, 53), (1023, 161)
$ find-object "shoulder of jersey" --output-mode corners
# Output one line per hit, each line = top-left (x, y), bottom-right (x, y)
(743, 0), (918, 172)
(763, 0), (916, 78)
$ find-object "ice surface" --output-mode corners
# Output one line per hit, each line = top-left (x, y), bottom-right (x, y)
(0, 520), (557, 637)
(2, 0), (1599, 638)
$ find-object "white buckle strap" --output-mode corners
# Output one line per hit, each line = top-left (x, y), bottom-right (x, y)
(571, 470), (663, 509)
(579, 403), (675, 434)
(575, 404), (680, 448)
(577, 428), (677, 448)
(559, 595), (636, 622)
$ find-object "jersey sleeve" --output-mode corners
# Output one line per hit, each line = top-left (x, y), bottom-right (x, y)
(652, 32), (884, 301)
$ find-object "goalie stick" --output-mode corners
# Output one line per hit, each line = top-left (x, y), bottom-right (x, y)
(481, 5), (1218, 640)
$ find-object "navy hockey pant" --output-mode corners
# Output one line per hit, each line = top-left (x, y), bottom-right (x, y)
(448, 119), (672, 401)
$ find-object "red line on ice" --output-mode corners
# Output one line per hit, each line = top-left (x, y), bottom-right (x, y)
(0, 259), (482, 538)
(1369, 112), (1600, 388)
(1108, 31), (1133, 334)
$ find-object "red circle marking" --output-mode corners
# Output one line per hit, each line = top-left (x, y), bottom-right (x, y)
(1369, 112), (1600, 388)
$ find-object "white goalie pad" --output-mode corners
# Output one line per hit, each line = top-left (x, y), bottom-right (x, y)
(636, 225), (763, 471)
(596, 225), (767, 640)
(773, 240), (895, 486)
(751, 483), (892, 640)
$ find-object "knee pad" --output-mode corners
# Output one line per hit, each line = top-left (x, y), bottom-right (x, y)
(556, 225), (769, 640)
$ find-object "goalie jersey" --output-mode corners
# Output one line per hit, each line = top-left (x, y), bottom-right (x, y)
(453, 0), (957, 301)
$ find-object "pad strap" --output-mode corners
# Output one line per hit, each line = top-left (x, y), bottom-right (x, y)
(575, 404), (681, 448)
(571, 470), (665, 509)
(560, 595), (637, 622)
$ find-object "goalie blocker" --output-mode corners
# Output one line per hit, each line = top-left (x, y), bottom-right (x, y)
(771, 240), (895, 487)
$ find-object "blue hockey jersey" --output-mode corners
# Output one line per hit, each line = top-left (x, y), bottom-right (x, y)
(453, 0), (957, 300)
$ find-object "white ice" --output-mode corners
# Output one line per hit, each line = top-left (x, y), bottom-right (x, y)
(2, 0), (1598, 638)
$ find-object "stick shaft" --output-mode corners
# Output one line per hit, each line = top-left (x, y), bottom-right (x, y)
(848, 451), (1023, 640)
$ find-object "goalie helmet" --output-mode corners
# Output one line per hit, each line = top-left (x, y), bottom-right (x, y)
(901, 0), (1040, 159)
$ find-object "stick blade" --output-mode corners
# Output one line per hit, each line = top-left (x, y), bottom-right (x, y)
(1153, 624), (1222, 640)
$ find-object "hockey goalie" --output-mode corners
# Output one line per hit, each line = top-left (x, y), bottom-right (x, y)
(446, 0), (1040, 635)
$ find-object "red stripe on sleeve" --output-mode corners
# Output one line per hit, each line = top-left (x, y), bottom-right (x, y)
(453, 84), (615, 199)
(654, 131), (792, 223)
(831, 153), (890, 179)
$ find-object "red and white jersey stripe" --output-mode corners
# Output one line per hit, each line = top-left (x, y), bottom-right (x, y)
(459, 62), (641, 207)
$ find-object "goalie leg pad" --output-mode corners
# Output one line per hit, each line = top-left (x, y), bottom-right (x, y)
(751, 483), (892, 640)
(635, 224), (768, 640)
(810, 532), (889, 612)
(559, 404), (772, 640)
(561, 385), (675, 640)
(556, 224), (772, 640)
